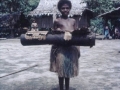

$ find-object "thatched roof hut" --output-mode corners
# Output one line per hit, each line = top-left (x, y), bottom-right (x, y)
(98, 7), (120, 27)
(98, 7), (120, 37)
(28, 0), (94, 30)
(98, 7), (120, 19)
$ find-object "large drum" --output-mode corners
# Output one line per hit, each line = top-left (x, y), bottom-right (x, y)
(20, 30), (95, 47)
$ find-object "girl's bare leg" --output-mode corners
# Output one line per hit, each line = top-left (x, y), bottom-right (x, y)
(58, 77), (64, 90)
(65, 78), (70, 90)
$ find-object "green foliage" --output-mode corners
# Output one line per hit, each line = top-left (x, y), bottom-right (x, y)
(90, 18), (104, 34)
(0, 0), (40, 14)
(84, 0), (119, 34)
(23, 0), (40, 13)
(84, 0), (116, 16)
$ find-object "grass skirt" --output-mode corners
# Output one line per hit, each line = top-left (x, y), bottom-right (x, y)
(50, 45), (80, 78)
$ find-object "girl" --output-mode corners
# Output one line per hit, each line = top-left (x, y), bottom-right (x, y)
(50, 0), (80, 90)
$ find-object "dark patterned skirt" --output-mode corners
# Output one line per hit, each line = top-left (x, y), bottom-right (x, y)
(50, 45), (80, 78)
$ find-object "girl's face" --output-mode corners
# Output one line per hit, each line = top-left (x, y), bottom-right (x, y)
(60, 4), (70, 16)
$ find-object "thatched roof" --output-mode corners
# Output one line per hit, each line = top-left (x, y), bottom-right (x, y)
(28, 0), (87, 16)
(98, 7), (120, 19)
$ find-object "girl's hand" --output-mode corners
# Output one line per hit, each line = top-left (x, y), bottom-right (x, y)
(64, 32), (72, 41)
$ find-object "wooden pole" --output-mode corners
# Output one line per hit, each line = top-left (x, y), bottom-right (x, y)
(0, 64), (39, 78)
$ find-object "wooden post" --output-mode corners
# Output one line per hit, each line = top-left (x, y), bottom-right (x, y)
(0, 64), (38, 78)
(53, 4), (56, 22)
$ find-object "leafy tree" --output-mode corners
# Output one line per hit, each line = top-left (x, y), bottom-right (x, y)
(0, 0), (40, 14)
(84, 0), (117, 16)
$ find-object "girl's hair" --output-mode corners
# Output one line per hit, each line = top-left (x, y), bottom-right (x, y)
(57, 0), (72, 11)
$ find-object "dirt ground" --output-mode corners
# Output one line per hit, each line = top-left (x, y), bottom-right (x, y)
(0, 39), (120, 90)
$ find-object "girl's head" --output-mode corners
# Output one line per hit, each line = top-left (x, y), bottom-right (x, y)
(57, 0), (72, 11)
(57, 0), (72, 16)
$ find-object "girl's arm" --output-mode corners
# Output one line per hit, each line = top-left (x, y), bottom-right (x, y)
(53, 19), (61, 31)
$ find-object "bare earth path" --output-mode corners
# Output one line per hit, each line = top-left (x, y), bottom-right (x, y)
(0, 39), (120, 90)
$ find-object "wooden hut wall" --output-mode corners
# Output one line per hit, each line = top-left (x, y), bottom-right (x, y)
(34, 13), (91, 29)
(35, 15), (53, 29)
(79, 14), (90, 28)
(73, 15), (81, 28)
